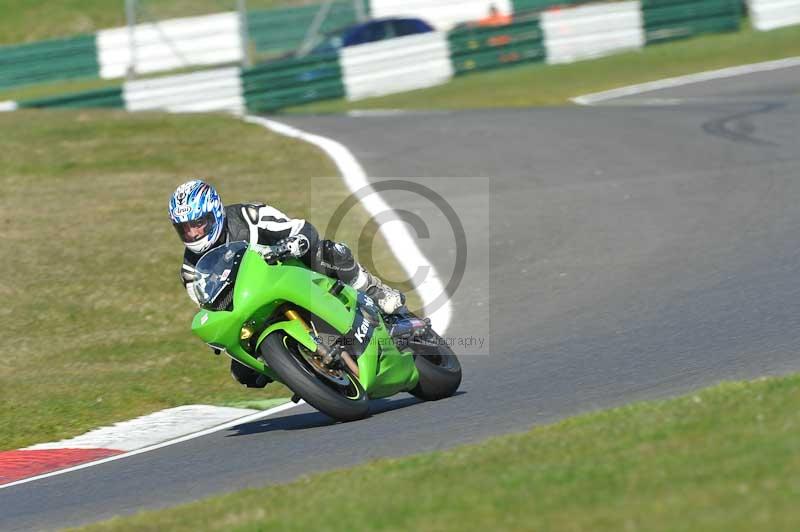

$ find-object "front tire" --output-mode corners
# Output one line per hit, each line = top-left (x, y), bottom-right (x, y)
(408, 329), (462, 401)
(260, 332), (369, 422)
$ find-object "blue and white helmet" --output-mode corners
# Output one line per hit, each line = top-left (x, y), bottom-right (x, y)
(169, 180), (225, 254)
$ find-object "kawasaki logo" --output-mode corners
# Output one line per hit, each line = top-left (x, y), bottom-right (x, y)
(354, 319), (370, 343)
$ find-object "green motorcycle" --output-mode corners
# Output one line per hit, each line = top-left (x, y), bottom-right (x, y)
(191, 241), (462, 421)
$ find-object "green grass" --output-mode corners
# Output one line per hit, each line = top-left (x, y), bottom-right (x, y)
(0, 0), (312, 45)
(288, 24), (800, 113)
(74, 373), (800, 531)
(0, 110), (412, 450)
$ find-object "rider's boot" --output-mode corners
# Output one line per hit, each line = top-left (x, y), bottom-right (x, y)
(350, 265), (406, 315)
(230, 359), (271, 388)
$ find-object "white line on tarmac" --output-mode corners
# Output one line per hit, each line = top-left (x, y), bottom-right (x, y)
(573, 56), (800, 105)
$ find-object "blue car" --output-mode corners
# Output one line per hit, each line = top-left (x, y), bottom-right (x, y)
(308, 17), (435, 55)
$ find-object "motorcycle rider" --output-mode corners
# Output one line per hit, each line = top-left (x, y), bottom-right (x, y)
(169, 179), (406, 388)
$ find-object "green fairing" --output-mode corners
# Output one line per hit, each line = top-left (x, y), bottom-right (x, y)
(257, 319), (318, 353)
(191, 245), (419, 398)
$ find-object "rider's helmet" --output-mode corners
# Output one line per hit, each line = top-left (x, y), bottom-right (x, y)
(168, 179), (225, 254)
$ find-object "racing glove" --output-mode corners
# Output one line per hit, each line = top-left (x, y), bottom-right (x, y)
(277, 234), (310, 258)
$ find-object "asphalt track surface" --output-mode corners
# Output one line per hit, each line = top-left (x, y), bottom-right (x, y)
(3, 67), (800, 530)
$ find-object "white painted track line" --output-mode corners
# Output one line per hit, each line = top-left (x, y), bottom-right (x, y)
(573, 56), (800, 105)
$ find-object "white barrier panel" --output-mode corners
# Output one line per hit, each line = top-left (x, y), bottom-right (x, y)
(341, 31), (453, 101)
(0, 100), (17, 112)
(123, 67), (244, 114)
(98, 12), (243, 79)
(542, 1), (644, 65)
(748, 0), (800, 30)
(370, 0), (513, 31)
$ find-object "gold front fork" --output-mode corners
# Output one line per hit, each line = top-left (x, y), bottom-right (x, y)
(284, 309), (359, 377)
(284, 309), (311, 331)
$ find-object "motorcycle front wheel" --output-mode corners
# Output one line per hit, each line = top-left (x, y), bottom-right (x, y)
(259, 332), (369, 422)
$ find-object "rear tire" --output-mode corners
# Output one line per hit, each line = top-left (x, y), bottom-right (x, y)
(408, 329), (462, 401)
(260, 332), (369, 422)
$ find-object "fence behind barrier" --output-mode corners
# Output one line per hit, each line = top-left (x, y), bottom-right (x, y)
(247, 1), (363, 57)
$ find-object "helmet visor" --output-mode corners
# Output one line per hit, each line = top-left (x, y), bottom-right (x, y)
(173, 212), (217, 244)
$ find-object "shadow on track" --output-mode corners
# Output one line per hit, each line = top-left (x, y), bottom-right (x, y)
(227, 394), (469, 437)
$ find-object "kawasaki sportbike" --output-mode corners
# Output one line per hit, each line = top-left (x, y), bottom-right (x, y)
(191, 241), (462, 421)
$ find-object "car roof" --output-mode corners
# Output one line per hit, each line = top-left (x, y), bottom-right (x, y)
(327, 16), (429, 35)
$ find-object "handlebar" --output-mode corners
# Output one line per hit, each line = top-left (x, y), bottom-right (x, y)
(252, 235), (309, 263)
(252, 243), (289, 263)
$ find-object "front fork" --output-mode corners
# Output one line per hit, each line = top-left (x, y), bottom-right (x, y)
(283, 309), (361, 377)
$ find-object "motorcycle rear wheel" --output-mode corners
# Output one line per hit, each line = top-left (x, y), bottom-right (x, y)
(260, 332), (369, 422)
(407, 329), (462, 401)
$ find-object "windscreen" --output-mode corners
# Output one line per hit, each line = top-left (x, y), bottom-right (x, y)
(193, 241), (248, 310)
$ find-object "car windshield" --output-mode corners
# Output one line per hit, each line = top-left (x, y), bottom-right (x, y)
(193, 241), (248, 308)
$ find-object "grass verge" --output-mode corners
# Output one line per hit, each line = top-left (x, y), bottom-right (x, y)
(74, 373), (800, 531)
(0, 110), (412, 450)
(288, 24), (800, 113)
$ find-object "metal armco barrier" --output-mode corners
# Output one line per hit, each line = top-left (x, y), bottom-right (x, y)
(642, 0), (741, 44)
(748, 0), (800, 31)
(6, 0), (765, 114)
(449, 17), (545, 74)
(542, 1), (644, 64)
(242, 53), (345, 112)
(0, 35), (99, 90)
(340, 32), (454, 100)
